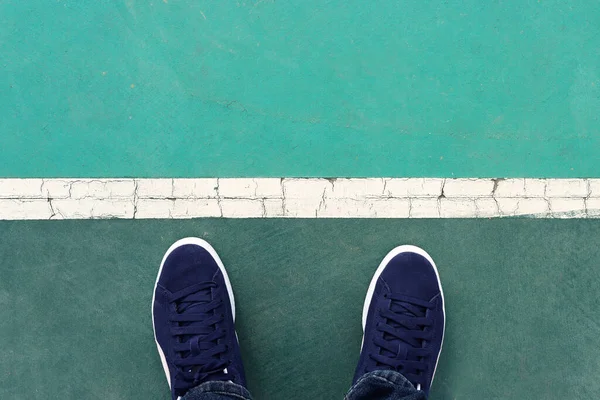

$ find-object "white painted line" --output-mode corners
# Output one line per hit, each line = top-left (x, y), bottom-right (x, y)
(0, 178), (599, 219)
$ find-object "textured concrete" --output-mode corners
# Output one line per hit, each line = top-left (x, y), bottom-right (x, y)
(2, 178), (600, 219)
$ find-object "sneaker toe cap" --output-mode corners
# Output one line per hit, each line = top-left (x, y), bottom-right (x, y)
(380, 252), (441, 301)
(158, 244), (221, 292)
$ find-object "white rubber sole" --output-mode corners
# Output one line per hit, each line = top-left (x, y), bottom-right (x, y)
(361, 245), (446, 391)
(151, 237), (236, 390)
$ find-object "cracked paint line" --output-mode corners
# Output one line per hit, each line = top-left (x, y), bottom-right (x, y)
(0, 178), (599, 219)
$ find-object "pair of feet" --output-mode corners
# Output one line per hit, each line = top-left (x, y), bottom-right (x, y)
(152, 238), (445, 399)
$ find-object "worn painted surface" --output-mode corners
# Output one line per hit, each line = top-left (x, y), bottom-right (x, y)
(1, 219), (599, 399)
(2, 178), (600, 219)
(1, 1), (600, 178)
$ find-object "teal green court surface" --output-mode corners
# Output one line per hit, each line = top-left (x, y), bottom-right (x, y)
(1, 1), (600, 178)
(1, 219), (599, 399)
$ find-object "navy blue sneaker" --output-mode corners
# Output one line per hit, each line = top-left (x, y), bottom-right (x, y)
(152, 238), (246, 400)
(353, 245), (445, 397)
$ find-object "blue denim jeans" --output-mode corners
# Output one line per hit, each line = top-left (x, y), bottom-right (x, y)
(182, 370), (426, 400)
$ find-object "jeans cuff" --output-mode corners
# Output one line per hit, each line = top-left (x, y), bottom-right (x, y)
(345, 369), (422, 400)
(183, 380), (253, 400)
(358, 369), (417, 388)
